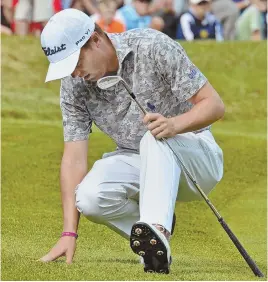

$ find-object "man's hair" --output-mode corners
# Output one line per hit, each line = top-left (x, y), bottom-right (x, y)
(94, 23), (105, 35)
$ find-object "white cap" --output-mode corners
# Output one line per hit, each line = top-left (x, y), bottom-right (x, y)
(190, 0), (210, 4)
(41, 9), (95, 82)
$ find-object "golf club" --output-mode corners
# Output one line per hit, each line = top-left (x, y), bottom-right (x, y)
(97, 75), (264, 277)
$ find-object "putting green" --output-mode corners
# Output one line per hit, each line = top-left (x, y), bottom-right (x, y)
(1, 36), (267, 280)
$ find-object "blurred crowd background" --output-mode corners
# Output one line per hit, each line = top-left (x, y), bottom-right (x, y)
(1, 0), (267, 41)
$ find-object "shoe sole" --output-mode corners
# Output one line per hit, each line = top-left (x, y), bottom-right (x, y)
(130, 222), (170, 274)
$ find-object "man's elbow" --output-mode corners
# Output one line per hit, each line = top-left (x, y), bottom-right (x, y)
(216, 98), (225, 120)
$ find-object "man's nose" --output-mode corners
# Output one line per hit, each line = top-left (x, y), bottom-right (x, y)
(71, 68), (80, 78)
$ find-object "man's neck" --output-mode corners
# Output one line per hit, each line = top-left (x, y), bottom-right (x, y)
(106, 35), (119, 74)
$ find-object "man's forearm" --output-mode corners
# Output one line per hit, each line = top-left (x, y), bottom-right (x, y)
(172, 95), (225, 134)
(60, 160), (88, 233)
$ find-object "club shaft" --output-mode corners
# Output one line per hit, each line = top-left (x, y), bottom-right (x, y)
(163, 137), (264, 277)
(162, 137), (221, 220)
(125, 85), (264, 278)
(219, 218), (264, 277)
(119, 78), (264, 277)
(119, 80), (148, 115)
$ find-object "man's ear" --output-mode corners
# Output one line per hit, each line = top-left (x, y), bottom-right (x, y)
(91, 32), (101, 48)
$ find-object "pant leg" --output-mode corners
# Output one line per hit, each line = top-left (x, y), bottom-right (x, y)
(139, 130), (223, 233)
(139, 131), (181, 234)
(212, 0), (239, 40)
(75, 153), (141, 238)
(33, 0), (54, 23)
(170, 130), (223, 200)
(14, 0), (32, 21)
(76, 130), (223, 239)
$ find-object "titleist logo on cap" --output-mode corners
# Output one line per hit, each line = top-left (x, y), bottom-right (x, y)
(42, 44), (67, 56)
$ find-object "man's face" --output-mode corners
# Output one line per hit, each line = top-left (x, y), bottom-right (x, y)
(134, 0), (151, 16)
(71, 35), (109, 82)
(192, 1), (211, 18)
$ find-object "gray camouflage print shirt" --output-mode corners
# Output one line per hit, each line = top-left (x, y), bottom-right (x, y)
(60, 28), (209, 151)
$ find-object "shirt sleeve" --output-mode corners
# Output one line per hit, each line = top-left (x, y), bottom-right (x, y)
(60, 77), (92, 142)
(153, 33), (208, 103)
(180, 13), (195, 41)
(250, 7), (262, 33)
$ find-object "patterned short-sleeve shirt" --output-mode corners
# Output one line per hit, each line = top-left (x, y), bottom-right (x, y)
(60, 28), (209, 151)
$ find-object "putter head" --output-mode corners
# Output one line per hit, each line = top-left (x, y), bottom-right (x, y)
(97, 76), (122, 90)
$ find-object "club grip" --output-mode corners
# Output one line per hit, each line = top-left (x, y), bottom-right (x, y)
(219, 218), (264, 277)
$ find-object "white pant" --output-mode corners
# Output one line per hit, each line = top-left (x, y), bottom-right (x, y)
(14, 0), (54, 22)
(75, 130), (223, 238)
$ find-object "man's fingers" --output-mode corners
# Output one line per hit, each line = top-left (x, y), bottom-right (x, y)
(147, 119), (163, 131)
(150, 124), (165, 137)
(40, 247), (65, 262)
(155, 130), (169, 140)
(40, 254), (54, 262)
(143, 113), (161, 124)
(66, 248), (75, 264)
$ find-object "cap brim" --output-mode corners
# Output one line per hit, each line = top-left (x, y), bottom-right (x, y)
(45, 49), (81, 82)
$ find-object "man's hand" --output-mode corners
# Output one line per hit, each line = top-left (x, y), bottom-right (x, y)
(39, 236), (77, 264)
(143, 113), (177, 139)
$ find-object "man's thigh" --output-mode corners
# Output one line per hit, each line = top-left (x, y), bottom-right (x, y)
(167, 130), (224, 201)
(77, 153), (141, 202)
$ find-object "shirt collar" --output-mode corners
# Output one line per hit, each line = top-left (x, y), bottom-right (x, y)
(107, 33), (132, 75)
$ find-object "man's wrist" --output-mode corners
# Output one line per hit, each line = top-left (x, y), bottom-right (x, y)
(61, 232), (78, 239)
(171, 116), (184, 135)
(172, 113), (193, 135)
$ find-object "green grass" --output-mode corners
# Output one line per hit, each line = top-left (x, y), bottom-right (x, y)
(1, 35), (267, 280)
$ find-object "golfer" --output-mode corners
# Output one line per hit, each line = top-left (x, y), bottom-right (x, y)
(40, 8), (224, 274)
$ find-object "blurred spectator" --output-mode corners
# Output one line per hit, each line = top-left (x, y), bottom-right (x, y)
(14, 0), (54, 36)
(173, 0), (188, 15)
(61, 0), (73, 9)
(148, 0), (166, 14)
(1, 0), (13, 34)
(211, 0), (239, 40)
(157, 0), (179, 39)
(233, 0), (250, 14)
(235, 0), (267, 40)
(116, 0), (164, 31)
(262, 7), (267, 38)
(116, 0), (125, 8)
(177, 0), (223, 41)
(71, 0), (99, 15)
(71, 0), (124, 14)
(91, 0), (126, 33)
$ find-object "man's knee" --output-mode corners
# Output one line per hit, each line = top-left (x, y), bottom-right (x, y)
(75, 181), (129, 223)
(75, 183), (103, 222)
